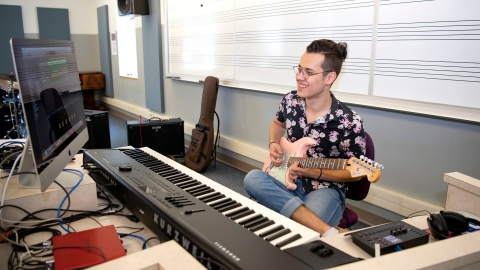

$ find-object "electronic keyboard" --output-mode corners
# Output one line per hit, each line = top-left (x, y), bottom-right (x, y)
(83, 148), (358, 269)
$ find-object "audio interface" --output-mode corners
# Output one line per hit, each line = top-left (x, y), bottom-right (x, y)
(350, 221), (429, 256)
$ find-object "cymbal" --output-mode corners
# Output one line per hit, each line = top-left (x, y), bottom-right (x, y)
(0, 73), (16, 81)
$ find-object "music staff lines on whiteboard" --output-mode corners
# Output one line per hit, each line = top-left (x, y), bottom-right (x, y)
(235, 25), (373, 43)
(169, 10), (234, 28)
(377, 20), (480, 41)
(235, 0), (374, 21)
(379, 0), (439, 6)
(169, 33), (235, 46)
(170, 54), (235, 66)
(375, 59), (480, 83)
(167, 0), (222, 11)
(233, 56), (370, 75)
(168, 0), (373, 28)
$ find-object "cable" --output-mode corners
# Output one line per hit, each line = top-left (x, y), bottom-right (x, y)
(0, 152), (23, 227)
(212, 111), (221, 168)
(142, 237), (162, 249)
(117, 227), (144, 236)
(0, 141), (25, 147)
(0, 150), (23, 170)
(406, 210), (431, 219)
(118, 233), (146, 248)
(53, 180), (71, 219)
(56, 169), (84, 233)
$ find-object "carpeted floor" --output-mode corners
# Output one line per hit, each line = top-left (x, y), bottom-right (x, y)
(107, 112), (369, 231)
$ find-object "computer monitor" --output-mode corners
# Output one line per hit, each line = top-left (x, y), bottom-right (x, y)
(10, 38), (89, 192)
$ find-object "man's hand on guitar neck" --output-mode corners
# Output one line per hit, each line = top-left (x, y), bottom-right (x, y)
(288, 161), (314, 180)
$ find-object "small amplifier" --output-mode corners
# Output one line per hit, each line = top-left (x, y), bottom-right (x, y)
(350, 220), (429, 256)
(127, 118), (185, 157)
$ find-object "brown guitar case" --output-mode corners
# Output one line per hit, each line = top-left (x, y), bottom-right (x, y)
(184, 76), (219, 172)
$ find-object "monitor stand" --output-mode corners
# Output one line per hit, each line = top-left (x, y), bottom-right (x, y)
(17, 139), (80, 190)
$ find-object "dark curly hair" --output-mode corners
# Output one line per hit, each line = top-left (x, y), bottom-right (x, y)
(306, 39), (347, 76)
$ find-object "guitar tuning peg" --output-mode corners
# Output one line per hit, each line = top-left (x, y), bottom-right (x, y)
(360, 155), (365, 161)
(376, 163), (384, 170)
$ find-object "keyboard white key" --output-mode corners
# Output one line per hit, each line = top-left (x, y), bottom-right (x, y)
(141, 147), (320, 250)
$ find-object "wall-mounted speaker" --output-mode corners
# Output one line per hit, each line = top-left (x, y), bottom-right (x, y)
(117, 0), (149, 16)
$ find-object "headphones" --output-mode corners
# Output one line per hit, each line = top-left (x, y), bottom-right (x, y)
(426, 211), (480, 240)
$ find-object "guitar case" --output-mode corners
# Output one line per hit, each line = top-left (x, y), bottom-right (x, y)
(184, 76), (219, 172)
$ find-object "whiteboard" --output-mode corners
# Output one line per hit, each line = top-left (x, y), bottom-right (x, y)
(164, 0), (480, 122)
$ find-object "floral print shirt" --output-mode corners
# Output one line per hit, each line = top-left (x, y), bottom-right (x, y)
(276, 91), (365, 193)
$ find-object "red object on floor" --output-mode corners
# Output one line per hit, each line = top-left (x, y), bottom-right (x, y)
(52, 225), (126, 269)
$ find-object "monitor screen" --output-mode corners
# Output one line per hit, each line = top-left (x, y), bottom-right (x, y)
(10, 38), (88, 192)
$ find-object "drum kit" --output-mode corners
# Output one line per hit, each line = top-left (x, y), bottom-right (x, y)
(0, 73), (26, 139)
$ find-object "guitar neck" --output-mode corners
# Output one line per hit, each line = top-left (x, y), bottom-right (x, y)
(287, 157), (347, 170)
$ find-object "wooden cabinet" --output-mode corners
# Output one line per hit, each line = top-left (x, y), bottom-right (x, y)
(79, 72), (105, 110)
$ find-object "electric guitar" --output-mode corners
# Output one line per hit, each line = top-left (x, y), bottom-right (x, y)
(263, 137), (383, 190)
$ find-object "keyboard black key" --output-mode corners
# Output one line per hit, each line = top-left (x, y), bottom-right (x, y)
(275, 234), (302, 248)
(211, 200), (237, 210)
(217, 203), (242, 213)
(170, 177), (192, 184)
(178, 182), (201, 189)
(265, 229), (291, 242)
(188, 186), (211, 196)
(225, 207), (250, 217)
(243, 217), (269, 229)
(166, 174), (190, 181)
(249, 220), (275, 232)
(210, 197), (232, 208)
(259, 225), (284, 238)
(176, 180), (197, 188)
(210, 198), (232, 208)
(230, 209), (255, 221)
(239, 214), (263, 225)
(202, 194), (225, 203)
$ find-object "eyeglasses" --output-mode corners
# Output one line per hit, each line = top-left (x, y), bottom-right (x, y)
(293, 66), (331, 79)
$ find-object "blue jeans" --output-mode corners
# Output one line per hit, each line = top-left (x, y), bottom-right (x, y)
(244, 169), (346, 227)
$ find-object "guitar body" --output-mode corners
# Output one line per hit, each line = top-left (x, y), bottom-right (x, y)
(263, 137), (317, 190)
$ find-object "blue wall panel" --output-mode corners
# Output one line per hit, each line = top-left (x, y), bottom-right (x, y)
(0, 5), (24, 74)
(97, 6), (113, 97)
(37, 8), (71, 40)
(142, 0), (164, 112)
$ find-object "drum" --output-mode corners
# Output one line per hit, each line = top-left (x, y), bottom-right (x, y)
(0, 88), (26, 139)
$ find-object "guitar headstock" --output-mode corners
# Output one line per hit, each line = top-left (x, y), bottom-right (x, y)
(347, 155), (384, 183)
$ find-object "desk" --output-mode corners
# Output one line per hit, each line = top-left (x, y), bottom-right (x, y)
(444, 172), (480, 217)
(0, 152), (204, 270)
(321, 216), (480, 269)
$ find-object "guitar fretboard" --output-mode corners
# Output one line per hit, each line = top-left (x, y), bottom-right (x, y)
(287, 158), (347, 170)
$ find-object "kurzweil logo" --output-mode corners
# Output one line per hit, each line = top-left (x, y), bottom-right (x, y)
(152, 126), (162, 130)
